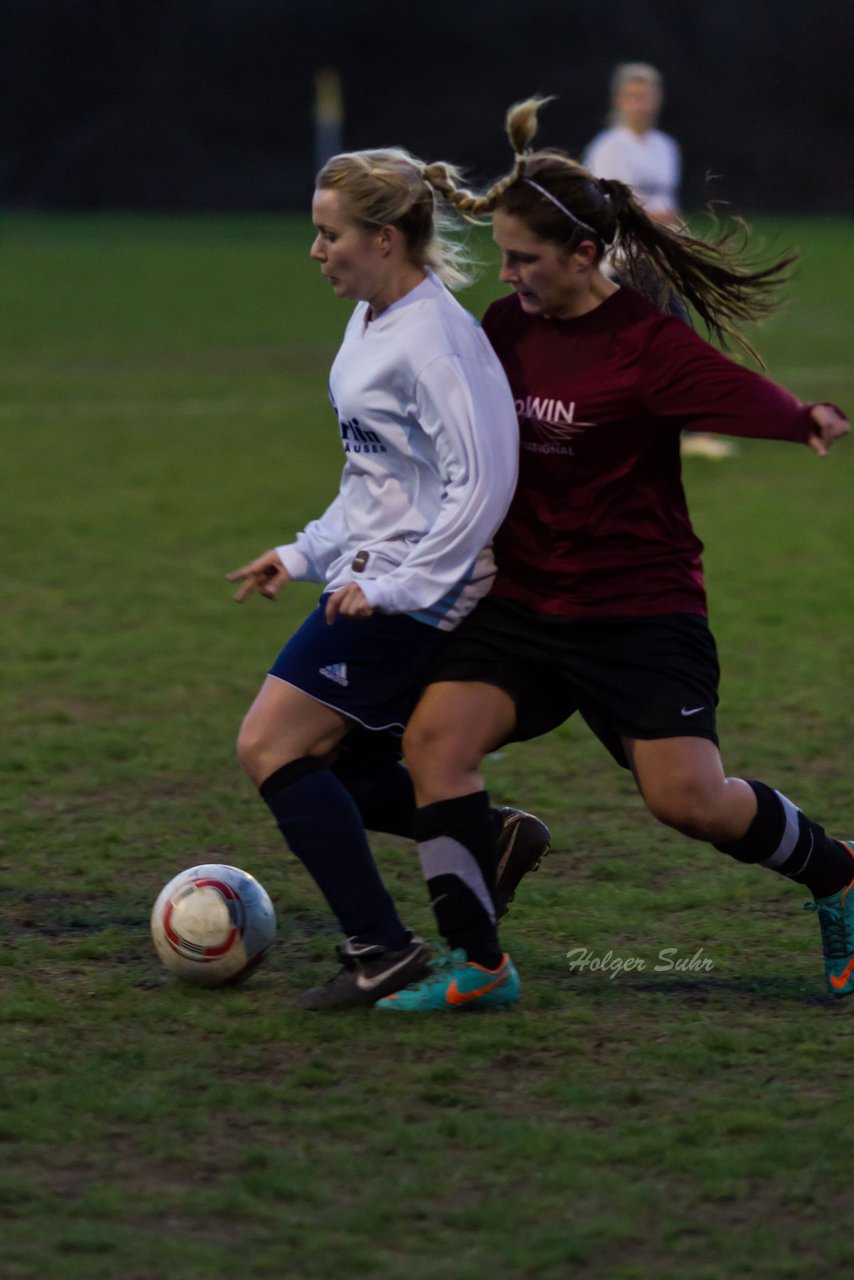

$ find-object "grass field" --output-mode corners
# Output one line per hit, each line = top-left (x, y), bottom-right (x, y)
(2, 213), (853, 1280)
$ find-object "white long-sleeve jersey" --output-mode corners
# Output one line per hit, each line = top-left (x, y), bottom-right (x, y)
(276, 271), (519, 631)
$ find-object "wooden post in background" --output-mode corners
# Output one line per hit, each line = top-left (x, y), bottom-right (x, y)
(314, 69), (343, 174)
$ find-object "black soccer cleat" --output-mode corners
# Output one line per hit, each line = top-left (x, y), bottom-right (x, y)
(298, 935), (432, 1010)
(494, 807), (552, 919)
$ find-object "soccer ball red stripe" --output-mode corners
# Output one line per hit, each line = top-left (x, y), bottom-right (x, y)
(151, 864), (276, 987)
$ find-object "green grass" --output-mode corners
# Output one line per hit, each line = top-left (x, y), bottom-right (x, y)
(2, 212), (853, 1280)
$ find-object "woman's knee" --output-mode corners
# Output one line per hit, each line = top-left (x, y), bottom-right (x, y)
(235, 714), (269, 777)
(402, 709), (490, 806)
(643, 775), (724, 838)
(235, 684), (346, 784)
(404, 682), (515, 775)
(626, 738), (732, 841)
(402, 714), (467, 779)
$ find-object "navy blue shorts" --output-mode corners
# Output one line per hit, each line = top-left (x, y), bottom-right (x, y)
(429, 598), (720, 768)
(269, 596), (445, 734)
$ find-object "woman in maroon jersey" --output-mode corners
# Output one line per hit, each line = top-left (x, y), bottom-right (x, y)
(375, 97), (852, 1012)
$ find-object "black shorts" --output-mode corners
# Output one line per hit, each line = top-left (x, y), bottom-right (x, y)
(428, 597), (720, 768)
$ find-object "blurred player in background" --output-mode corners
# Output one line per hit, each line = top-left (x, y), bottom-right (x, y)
(227, 145), (544, 1010)
(585, 62), (735, 459)
(375, 96), (852, 1013)
(584, 62), (680, 228)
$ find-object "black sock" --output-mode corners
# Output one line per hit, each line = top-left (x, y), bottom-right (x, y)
(260, 758), (410, 949)
(414, 792), (502, 969)
(714, 780), (854, 898)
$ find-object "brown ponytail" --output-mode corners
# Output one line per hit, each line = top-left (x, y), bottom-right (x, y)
(425, 96), (797, 362)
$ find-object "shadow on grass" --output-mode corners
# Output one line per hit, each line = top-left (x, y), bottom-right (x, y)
(618, 976), (832, 1005)
(532, 962), (836, 1006)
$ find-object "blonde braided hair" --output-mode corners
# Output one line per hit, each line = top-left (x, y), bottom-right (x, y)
(317, 148), (477, 291)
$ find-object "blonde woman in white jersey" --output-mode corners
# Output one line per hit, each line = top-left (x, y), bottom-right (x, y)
(226, 148), (542, 1010)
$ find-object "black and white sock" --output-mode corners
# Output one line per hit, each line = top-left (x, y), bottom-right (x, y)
(414, 791), (503, 969)
(714, 779), (854, 899)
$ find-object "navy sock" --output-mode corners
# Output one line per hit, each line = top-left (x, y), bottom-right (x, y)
(414, 791), (502, 969)
(260, 758), (410, 949)
(330, 730), (514, 845)
(331, 745), (415, 838)
(714, 780), (854, 898)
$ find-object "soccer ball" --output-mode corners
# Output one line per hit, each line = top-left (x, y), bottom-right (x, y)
(150, 863), (276, 987)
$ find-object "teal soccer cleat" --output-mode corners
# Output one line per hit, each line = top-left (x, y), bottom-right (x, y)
(805, 843), (854, 998)
(375, 948), (520, 1012)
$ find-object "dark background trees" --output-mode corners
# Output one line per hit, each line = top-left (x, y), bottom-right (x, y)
(3, 0), (852, 214)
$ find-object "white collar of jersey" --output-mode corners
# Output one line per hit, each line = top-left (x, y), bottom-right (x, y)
(361, 269), (441, 328)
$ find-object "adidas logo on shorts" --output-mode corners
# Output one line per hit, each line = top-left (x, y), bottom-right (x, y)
(319, 662), (348, 687)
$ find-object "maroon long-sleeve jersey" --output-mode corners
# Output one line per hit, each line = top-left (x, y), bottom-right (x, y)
(482, 288), (815, 619)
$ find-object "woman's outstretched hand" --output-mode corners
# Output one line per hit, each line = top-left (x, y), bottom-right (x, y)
(807, 404), (850, 456)
(227, 550), (291, 602)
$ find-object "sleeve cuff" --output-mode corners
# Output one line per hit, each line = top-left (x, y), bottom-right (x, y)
(275, 544), (310, 580)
